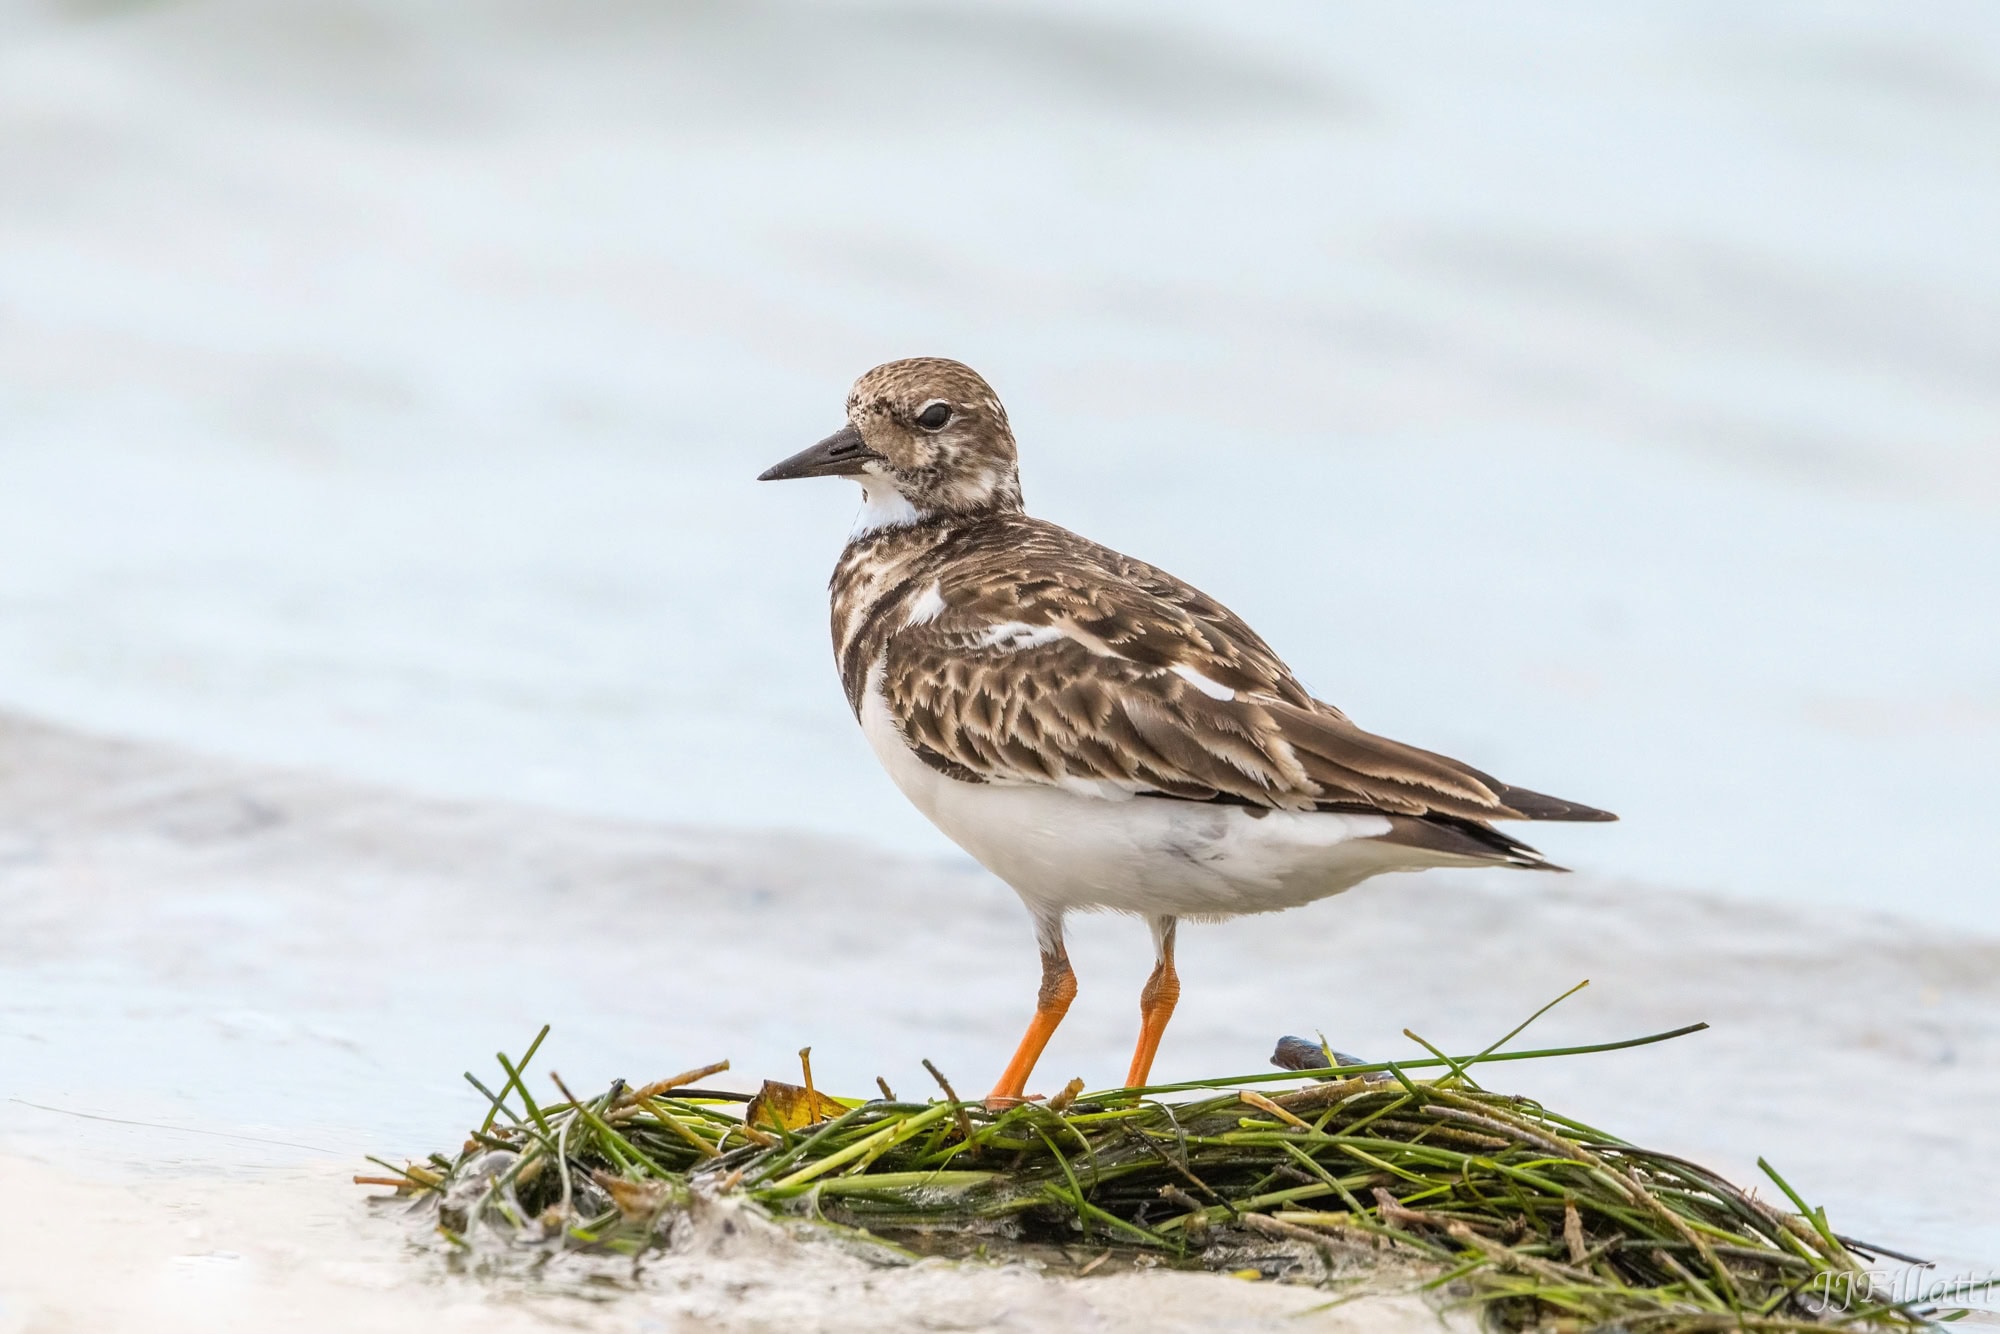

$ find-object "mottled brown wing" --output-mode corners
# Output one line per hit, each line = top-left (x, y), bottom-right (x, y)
(875, 538), (1581, 822)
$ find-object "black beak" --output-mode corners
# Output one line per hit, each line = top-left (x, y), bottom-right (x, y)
(757, 424), (877, 482)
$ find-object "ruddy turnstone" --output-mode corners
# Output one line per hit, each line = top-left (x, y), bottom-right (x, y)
(760, 358), (1615, 1104)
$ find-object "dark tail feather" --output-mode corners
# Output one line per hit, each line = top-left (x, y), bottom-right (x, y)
(1494, 783), (1617, 823)
(1380, 815), (1568, 872)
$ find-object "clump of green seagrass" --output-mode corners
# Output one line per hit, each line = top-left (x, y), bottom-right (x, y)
(362, 987), (1943, 1332)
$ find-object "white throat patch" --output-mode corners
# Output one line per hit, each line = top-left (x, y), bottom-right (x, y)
(851, 477), (922, 537)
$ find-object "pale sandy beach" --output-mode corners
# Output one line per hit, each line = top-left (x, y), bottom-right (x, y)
(0, 1158), (1452, 1334)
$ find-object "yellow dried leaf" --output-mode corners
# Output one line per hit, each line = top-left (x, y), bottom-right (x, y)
(744, 1079), (848, 1130)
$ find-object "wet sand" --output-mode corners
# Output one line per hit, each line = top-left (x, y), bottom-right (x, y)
(2, 713), (1996, 1329)
(0, 1155), (1460, 1334)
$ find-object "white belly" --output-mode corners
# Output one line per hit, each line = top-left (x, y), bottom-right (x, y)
(859, 676), (1467, 921)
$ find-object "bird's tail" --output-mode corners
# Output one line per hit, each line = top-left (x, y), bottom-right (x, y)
(1492, 782), (1617, 823)
(1379, 814), (1569, 872)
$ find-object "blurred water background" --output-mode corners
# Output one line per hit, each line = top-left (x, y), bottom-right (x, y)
(2, 0), (1997, 925)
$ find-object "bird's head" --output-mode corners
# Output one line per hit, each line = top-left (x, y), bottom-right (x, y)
(759, 357), (1023, 529)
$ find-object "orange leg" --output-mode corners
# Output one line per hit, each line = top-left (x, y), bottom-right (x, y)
(1124, 917), (1180, 1089)
(986, 941), (1077, 1107)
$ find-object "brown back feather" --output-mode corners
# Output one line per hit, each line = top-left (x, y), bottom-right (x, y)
(834, 512), (1614, 825)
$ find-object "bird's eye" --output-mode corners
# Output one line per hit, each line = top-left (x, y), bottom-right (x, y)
(915, 401), (952, 431)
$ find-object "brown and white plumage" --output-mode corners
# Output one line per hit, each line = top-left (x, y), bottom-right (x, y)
(761, 357), (1614, 1102)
